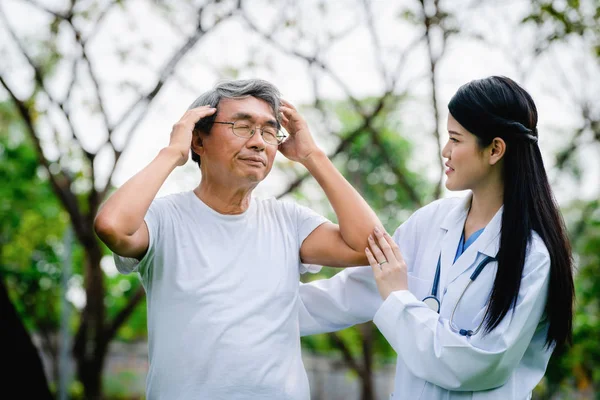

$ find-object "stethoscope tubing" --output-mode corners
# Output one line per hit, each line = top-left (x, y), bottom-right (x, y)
(424, 254), (496, 337)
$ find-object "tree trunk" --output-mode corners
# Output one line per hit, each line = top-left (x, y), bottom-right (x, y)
(0, 276), (54, 400)
(76, 347), (107, 400)
(73, 243), (107, 400)
(360, 324), (375, 400)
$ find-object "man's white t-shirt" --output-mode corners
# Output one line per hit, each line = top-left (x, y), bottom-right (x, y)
(114, 191), (327, 400)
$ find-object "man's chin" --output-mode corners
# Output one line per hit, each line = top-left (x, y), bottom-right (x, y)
(234, 165), (272, 184)
(240, 171), (268, 184)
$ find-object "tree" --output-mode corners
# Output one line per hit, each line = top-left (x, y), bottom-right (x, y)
(0, 0), (465, 398)
(5, 0), (596, 398)
(0, 278), (54, 399)
(0, 1), (240, 397)
(521, 2), (600, 398)
(0, 113), (58, 398)
(290, 95), (430, 400)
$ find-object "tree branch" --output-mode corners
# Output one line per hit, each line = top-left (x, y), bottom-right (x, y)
(419, 0), (446, 199)
(71, 22), (112, 139)
(0, 75), (87, 240)
(101, 4), (240, 199)
(0, 6), (80, 148)
(276, 122), (367, 199)
(328, 331), (369, 382)
(362, 0), (390, 86)
(368, 125), (422, 207)
(276, 77), (423, 208)
(240, 11), (364, 114)
(103, 285), (145, 345)
(22, 0), (70, 19)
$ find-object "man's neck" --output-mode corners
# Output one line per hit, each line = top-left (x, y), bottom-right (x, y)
(194, 180), (255, 215)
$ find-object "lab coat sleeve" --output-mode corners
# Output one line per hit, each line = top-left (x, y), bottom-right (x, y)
(373, 246), (551, 391)
(298, 266), (382, 336)
(297, 209), (420, 336)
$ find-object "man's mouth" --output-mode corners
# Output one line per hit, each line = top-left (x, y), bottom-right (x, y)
(239, 156), (266, 166)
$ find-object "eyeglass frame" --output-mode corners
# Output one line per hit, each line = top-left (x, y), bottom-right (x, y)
(213, 120), (287, 145)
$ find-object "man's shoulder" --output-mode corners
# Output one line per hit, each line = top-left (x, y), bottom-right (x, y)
(152, 191), (193, 209)
(145, 192), (196, 224)
(253, 196), (321, 220)
(254, 196), (295, 212)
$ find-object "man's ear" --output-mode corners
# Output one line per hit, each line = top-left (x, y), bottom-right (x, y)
(488, 137), (506, 165)
(191, 130), (204, 157)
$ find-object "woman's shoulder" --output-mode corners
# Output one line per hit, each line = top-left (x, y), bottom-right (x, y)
(396, 196), (465, 237)
(412, 196), (465, 221)
(525, 231), (551, 274)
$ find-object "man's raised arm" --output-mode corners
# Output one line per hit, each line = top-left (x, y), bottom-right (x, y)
(278, 100), (382, 267)
(94, 106), (216, 259)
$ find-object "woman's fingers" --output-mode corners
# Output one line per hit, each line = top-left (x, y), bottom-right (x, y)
(367, 234), (388, 265)
(366, 229), (409, 300)
(365, 247), (382, 275)
(373, 227), (396, 266)
(382, 231), (404, 263)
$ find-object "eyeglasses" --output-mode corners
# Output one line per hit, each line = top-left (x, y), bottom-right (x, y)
(213, 120), (286, 146)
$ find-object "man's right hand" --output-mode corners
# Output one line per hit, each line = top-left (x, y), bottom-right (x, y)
(169, 106), (216, 166)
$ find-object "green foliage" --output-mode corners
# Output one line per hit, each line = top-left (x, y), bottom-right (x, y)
(105, 271), (148, 341)
(0, 98), (148, 356)
(524, 0), (600, 55)
(300, 96), (431, 366)
(0, 101), (66, 333)
(542, 200), (600, 398)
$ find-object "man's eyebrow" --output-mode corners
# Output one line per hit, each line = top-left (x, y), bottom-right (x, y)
(231, 112), (278, 127)
(231, 112), (253, 120)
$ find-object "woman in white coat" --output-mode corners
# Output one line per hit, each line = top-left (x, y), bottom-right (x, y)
(298, 76), (574, 399)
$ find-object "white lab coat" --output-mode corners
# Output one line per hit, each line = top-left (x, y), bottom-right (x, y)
(298, 194), (552, 400)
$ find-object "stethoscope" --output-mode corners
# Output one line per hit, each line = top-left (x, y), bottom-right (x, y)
(422, 254), (496, 337)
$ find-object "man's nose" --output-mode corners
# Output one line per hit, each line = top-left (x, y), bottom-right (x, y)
(246, 128), (267, 150)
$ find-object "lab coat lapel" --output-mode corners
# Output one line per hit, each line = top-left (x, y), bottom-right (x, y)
(443, 203), (503, 289)
(438, 195), (470, 296)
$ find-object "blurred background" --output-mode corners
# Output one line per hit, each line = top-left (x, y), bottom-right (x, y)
(1, 0), (599, 399)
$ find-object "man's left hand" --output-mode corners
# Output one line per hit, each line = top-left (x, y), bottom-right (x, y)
(278, 99), (322, 164)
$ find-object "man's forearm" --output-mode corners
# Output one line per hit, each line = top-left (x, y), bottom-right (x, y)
(95, 147), (181, 237)
(302, 151), (381, 251)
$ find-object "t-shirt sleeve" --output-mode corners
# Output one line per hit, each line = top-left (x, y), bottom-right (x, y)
(288, 202), (328, 274)
(113, 200), (161, 277)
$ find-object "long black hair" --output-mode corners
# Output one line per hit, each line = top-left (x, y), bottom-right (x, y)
(448, 76), (574, 351)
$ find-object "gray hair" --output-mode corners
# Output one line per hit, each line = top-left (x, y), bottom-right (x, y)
(188, 79), (281, 164)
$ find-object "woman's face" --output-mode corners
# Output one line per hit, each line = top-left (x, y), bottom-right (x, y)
(442, 114), (494, 192)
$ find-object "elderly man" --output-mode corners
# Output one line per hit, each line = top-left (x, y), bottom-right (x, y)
(94, 79), (380, 399)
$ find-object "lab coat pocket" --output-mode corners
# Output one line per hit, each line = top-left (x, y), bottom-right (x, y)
(407, 272), (432, 302)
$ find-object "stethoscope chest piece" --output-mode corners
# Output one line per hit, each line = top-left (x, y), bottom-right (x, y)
(422, 253), (496, 337)
(423, 295), (440, 313)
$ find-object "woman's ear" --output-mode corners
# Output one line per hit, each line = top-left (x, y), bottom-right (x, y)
(488, 137), (506, 165)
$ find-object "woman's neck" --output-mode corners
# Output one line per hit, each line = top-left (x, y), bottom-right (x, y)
(465, 181), (504, 238)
